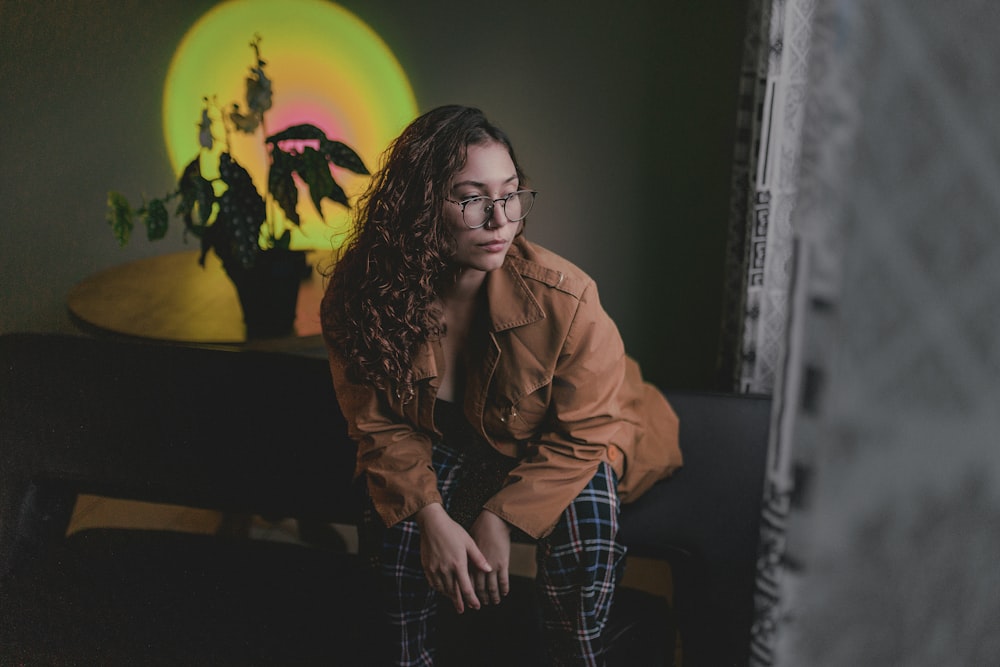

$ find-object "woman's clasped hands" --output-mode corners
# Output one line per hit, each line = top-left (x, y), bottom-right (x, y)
(415, 503), (511, 613)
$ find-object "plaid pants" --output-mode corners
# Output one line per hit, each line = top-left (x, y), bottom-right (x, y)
(359, 439), (626, 666)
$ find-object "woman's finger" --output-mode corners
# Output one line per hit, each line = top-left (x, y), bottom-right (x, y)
(473, 569), (488, 604)
(456, 567), (480, 612)
(452, 578), (468, 614)
(498, 564), (510, 599)
(486, 570), (501, 605)
(466, 542), (492, 574)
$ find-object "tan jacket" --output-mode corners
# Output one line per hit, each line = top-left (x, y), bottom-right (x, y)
(327, 238), (682, 539)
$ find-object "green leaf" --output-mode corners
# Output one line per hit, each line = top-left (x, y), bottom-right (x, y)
(198, 107), (214, 149)
(298, 146), (348, 215)
(175, 157), (214, 231)
(216, 153), (266, 269)
(229, 105), (260, 134)
(245, 69), (272, 115)
(321, 139), (369, 175)
(143, 198), (170, 241)
(265, 123), (327, 144)
(106, 191), (134, 247)
(266, 124), (368, 174)
(268, 148), (300, 225)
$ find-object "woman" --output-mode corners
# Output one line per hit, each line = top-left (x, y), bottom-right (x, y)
(321, 105), (681, 666)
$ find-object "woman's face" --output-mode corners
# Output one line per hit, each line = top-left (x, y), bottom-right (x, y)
(443, 141), (523, 275)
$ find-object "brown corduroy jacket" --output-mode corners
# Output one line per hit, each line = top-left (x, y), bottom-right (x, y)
(326, 238), (682, 539)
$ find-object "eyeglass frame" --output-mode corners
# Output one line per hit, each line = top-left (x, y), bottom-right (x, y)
(445, 189), (538, 229)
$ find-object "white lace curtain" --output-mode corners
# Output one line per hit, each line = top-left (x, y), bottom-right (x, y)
(720, 0), (815, 397)
(718, 1), (818, 663)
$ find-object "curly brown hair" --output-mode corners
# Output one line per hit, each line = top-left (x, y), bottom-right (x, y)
(321, 105), (526, 399)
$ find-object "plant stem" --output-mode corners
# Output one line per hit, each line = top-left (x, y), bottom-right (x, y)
(261, 115), (277, 244)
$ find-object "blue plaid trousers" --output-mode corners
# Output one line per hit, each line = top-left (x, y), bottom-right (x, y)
(359, 439), (627, 666)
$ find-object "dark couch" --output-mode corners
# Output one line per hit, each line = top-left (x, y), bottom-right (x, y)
(0, 333), (770, 665)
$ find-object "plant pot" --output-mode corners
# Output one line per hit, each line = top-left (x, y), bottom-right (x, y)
(222, 249), (309, 339)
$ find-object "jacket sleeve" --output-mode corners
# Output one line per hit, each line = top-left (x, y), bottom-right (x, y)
(482, 282), (632, 539)
(326, 350), (442, 527)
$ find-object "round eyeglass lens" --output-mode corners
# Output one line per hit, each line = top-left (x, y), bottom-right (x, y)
(464, 197), (490, 227)
(506, 191), (534, 222)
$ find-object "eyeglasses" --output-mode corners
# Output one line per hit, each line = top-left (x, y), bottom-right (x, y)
(445, 190), (537, 229)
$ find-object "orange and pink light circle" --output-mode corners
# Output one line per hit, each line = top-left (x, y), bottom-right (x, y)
(163, 0), (418, 249)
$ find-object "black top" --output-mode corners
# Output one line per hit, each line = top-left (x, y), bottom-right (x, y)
(433, 399), (517, 528)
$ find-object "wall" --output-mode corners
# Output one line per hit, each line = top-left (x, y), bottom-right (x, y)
(0, 0), (747, 391)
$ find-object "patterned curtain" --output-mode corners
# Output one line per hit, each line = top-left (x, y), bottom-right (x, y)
(717, 0), (819, 664)
(719, 0), (816, 395)
(717, 0), (770, 393)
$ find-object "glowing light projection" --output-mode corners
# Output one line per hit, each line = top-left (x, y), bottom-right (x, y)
(164, 0), (418, 249)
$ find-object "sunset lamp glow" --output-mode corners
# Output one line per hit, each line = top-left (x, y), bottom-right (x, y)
(163, 0), (418, 249)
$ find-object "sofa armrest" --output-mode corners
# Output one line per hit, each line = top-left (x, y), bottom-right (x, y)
(620, 390), (772, 667)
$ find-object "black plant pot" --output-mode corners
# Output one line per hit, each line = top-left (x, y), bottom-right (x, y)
(223, 249), (309, 339)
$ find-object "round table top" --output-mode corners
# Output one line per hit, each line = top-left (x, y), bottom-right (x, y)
(67, 250), (331, 346)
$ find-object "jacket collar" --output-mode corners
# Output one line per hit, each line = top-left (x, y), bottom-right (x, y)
(484, 255), (546, 332)
(411, 338), (439, 382)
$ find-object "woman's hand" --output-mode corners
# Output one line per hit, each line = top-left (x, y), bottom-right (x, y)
(415, 503), (492, 613)
(468, 510), (511, 605)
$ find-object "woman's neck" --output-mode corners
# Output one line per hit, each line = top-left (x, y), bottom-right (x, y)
(436, 268), (485, 402)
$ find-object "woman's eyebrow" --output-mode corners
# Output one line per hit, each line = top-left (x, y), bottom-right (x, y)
(451, 174), (518, 190)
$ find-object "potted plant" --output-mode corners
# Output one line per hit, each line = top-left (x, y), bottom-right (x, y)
(107, 35), (369, 338)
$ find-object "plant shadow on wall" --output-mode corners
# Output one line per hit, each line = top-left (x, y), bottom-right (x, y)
(107, 35), (369, 339)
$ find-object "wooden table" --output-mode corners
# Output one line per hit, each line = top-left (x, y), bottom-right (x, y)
(65, 249), (336, 538)
(67, 250), (331, 351)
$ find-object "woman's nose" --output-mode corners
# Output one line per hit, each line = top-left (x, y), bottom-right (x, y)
(484, 201), (506, 229)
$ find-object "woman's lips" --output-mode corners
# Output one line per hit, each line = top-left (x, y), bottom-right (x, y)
(478, 239), (508, 252)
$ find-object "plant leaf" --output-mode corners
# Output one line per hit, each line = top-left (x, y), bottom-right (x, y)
(268, 147), (300, 225)
(176, 157), (214, 231)
(199, 107), (214, 149)
(106, 191), (134, 246)
(230, 105), (260, 134)
(217, 153), (266, 269)
(143, 197), (170, 241)
(265, 123), (327, 144)
(298, 146), (348, 216)
(245, 68), (272, 115)
(321, 139), (369, 175)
